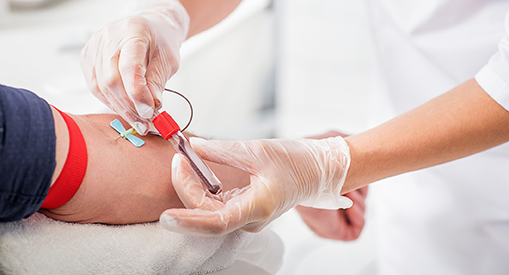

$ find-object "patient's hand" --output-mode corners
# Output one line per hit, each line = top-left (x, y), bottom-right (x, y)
(296, 186), (368, 241)
(295, 130), (368, 241)
(40, 112), (249, 225)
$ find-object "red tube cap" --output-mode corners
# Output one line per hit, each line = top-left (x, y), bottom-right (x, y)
(153, 111), (180, 140)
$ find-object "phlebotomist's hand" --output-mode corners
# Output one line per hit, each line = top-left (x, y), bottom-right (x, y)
(159, 136), (353, 237)
(80, 0), (190, 135)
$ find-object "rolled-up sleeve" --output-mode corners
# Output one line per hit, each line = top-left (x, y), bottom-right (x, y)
(475, 11), (509, 111)
(0, 85), (56, 222)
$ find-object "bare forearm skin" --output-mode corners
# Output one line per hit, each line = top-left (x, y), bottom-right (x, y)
(342, 79), (509, 193)
(43, 112), (249, 224)
(179, 0), (243, 38)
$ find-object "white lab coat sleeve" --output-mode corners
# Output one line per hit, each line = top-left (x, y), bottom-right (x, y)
(475, 10), (509, 112)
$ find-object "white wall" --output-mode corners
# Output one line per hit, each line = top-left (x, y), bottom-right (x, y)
(270, 1), (377, 274)
(274, 0), (372, 138)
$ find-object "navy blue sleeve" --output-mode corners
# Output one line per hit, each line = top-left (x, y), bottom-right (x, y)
(0, 84), (56, 222)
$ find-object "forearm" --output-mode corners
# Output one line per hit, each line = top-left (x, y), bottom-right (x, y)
(44, 113), (249, 224)
(178, 0), (242, 38)
(342, 78), (509, 193)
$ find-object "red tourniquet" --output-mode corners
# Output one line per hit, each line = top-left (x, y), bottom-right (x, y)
(41, 108), (87, 209)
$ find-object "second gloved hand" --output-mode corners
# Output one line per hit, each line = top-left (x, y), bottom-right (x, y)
(81, 0), (189, 134)
(160, 137), (353, 237)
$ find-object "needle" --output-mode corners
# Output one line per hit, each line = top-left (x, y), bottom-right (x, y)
(115, 128), (137, 141)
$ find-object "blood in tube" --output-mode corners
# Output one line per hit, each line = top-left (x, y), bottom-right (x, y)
(153, 111), (223, 194)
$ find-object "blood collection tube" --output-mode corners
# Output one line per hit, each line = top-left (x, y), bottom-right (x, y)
(153, 111), (222, 194)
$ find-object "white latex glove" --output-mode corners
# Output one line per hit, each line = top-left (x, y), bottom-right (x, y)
(160, 137), (353, 237)
(81, 0), (190, 134)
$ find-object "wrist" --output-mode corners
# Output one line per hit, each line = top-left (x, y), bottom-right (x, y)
(299, 137), (352, 209)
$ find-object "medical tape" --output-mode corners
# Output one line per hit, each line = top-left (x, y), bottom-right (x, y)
(41, 108), (87, 209)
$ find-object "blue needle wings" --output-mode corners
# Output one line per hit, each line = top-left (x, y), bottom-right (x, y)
(110, 119), (145, 147)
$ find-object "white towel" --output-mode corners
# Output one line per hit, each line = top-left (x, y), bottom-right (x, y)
(0, 213), (283, 274)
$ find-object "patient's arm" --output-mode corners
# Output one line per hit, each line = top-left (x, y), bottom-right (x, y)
(39, 107), (250, 225)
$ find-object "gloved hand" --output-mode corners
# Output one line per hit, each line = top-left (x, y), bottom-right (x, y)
(295, 130), (368, 241)
(160, 137), (353, 237)
(80, 0), (190, 134)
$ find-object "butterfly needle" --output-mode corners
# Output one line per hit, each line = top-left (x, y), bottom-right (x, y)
(115, 128), (136, 141)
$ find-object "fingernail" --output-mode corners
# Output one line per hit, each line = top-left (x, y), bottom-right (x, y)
(160, 214), (179, 231)
(172, 154), (181, 171)
(136, 103), (153, 119)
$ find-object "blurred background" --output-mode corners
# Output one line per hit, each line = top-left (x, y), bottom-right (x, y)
(0, 0), (376, 273)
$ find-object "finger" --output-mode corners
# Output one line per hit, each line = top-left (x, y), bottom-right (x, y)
(99, 78), (150, 134)
(335, 211), (352, 241)
(85, 58), (108, 105)
(81, 38), (108, 105)
(98, 47), (151, 134)
(160, 182), (262, 236)
(96, 46), (127, 112)
(336, 211), (362, 241)
(345, 189), (366, 211)
(296, 206), (334, 232)
(357, 185), (369, 197)
(118, 37), (155, 119)
(159, 192), (254, 237)
(189, 138), (260, 173)
(171, 154), (223, 211)
(342, 194), (366, 240)
(159, 208), (235, 237)
(344, 190), (367, 226)
(80, 42), (95, 88)
(345, 200), (366, 226)
(342, 208), (365, 241)
(296, 206), (349, 240)
(97, 38), (124, 103)
(145, 48), (177, 111)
